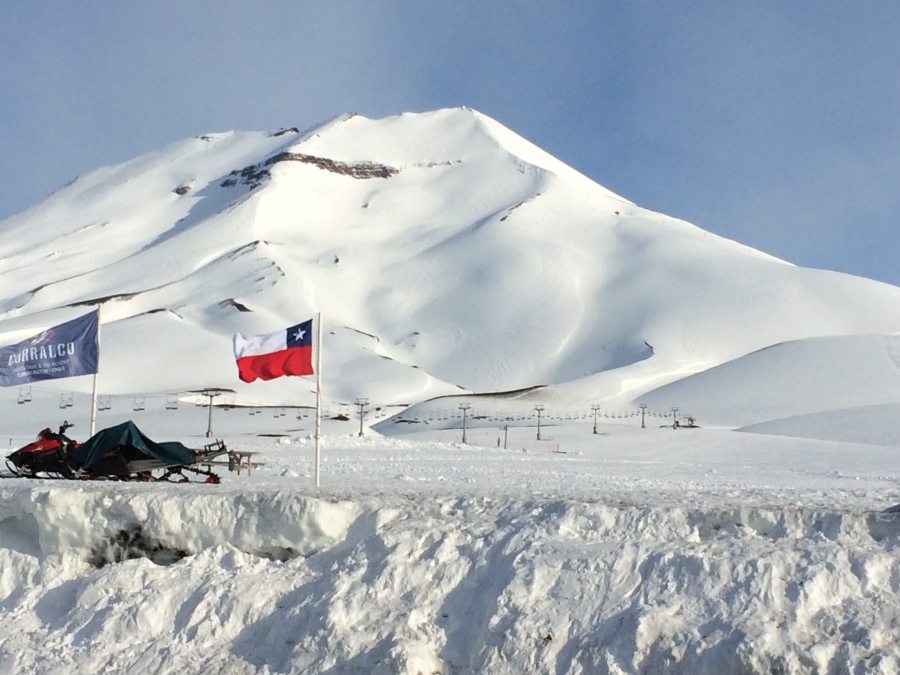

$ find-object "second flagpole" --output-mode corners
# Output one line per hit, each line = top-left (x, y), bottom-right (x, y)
(314, 311), (322, 488)
(89, 304), (102, 436)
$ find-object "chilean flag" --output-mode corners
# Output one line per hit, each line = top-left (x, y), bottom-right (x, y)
(233, 319), (314, 383)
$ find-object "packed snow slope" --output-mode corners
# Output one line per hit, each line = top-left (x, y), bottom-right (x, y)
(3, 107), (900, 424)
(636, 333), (900, 429)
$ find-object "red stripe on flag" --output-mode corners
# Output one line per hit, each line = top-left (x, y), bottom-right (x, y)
(236, 345), (313, 383)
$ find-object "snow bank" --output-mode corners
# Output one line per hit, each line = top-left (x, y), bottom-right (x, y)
(1, 474), (899, 674)
(0, 482), (358, 562)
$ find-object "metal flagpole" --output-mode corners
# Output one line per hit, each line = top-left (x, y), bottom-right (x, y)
(314, 311), (323, 488)
(89, 304), (102, 436)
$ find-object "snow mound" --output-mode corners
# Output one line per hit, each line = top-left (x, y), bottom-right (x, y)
(1, 477), (899, 674)
(637, 333), (900, 430)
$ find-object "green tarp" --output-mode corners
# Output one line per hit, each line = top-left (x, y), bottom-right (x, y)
(70, 420), (194, 470)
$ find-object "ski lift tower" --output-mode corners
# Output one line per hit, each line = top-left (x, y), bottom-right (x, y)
(355, 398), (369, 437)
(458, 403), (471, 444)
(193, 388), (235, 438)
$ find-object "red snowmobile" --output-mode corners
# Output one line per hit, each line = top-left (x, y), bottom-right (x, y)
(6, 421), (80, 478)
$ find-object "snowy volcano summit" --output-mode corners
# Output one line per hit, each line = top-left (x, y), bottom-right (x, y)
(3, 108), (900, 427)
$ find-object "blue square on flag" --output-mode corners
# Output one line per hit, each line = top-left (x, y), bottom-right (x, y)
(286, 320), (313, 349)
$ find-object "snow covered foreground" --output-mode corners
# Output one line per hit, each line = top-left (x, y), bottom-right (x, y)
(2, 422), (900, 675)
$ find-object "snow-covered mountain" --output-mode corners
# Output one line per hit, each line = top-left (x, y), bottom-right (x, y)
(4, 108), (900, 675)
(3, 107), (900, 428)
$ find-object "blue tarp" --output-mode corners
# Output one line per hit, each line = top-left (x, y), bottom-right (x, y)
(70, 420), (194, 470)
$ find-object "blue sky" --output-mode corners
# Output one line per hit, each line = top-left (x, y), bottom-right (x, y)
(2, 2), (899, 285)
